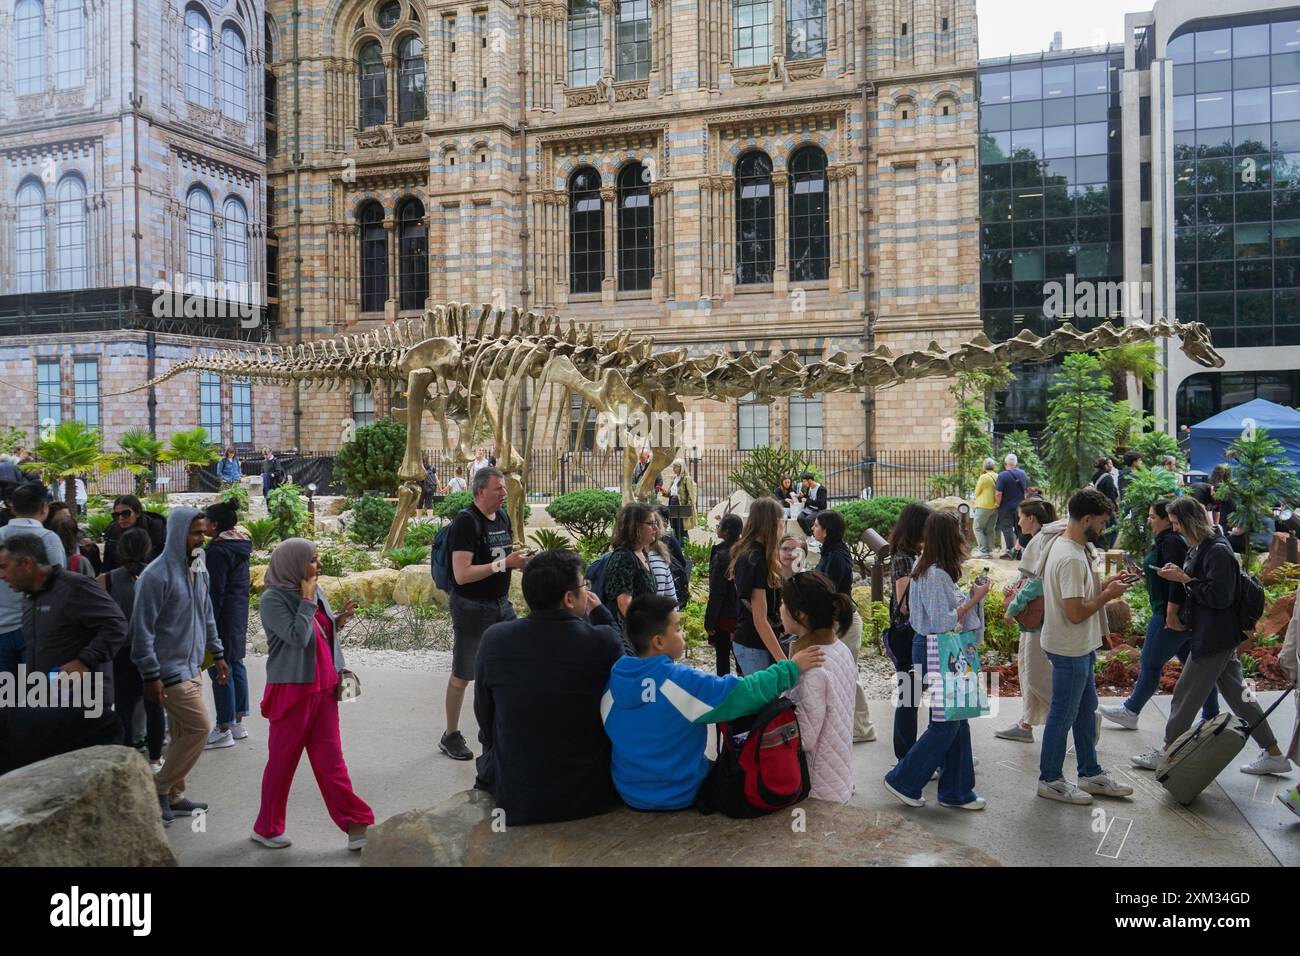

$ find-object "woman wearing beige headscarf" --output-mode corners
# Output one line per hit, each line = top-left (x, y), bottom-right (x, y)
(251, 538), (373, 851)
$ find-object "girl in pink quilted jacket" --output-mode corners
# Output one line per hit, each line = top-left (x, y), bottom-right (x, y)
(780, 571), (857, 803)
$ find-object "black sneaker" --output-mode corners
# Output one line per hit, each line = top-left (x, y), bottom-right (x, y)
(439, 731), (473, 761)
(168, 798), (208, 816)
(158, 795), (175, 826)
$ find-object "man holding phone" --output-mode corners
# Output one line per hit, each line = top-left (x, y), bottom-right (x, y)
(440, 468), (532, 761)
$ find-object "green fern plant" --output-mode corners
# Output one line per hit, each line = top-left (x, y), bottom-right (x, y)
(86, 512), (114, 543)
(245, 518), (280, 551)
(529, 528), (573, 552)
(385, 544), (431, 569)
(403, 520), (442, 548)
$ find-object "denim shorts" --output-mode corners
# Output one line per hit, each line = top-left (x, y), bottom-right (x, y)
(449, 593), (516, 681)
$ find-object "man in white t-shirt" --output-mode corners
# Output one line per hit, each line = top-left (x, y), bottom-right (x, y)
(1037, 487), (1136, 806)
(445, 467), (468, 494)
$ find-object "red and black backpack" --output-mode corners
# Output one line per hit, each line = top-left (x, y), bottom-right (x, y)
(699, 697), (810, 818)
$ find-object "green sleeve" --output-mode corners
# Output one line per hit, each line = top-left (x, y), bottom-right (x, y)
(695, 660), (800, 724)
(1007, 575), (1042, 616)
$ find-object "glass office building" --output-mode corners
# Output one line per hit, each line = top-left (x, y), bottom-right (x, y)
(978, 47), (1126, 433)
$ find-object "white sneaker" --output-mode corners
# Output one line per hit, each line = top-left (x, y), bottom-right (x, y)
(1130, 748), (1162, 770)
(347, 829), (368, 852)
(1079, 772), (1134, 798)
(150, 759), (165, 774)
(1240, 750), (1293, 776)
(250, 831), (292, 849)
(1037, 778), (1093, 804)
(883, 778), (926, 808)
(231, 721), (249, 741)
(939, 795), (987, 811)
(205, 728), (235, 750)
(1099, 703), (1139, 730)
(994, 722), (1034, 742)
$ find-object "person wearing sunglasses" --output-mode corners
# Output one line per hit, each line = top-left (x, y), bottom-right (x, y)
(101, 495), (166, 575)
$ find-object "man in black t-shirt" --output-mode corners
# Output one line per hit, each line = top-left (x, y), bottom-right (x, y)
(440, 467), (532, 761)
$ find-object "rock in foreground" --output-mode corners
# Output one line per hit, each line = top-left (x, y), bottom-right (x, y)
(0, 746), (176, 867)
(363, 789), (999, 867)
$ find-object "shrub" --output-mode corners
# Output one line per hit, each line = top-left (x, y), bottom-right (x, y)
(245, 518), (279, 551)
(1043, 353), (1118, 498)
(85, 494), (109, 514)
(317, 543), (377, 577)
(267, 483), (310, 540)
(982, 590), (1020, 658)
(386, 544), (431, 569)
(576, 531), (611, 563)
(433, 491), (474, 519)
(834, 497), (915, 575)
(403, 520), (442, 548)
(86, 512), (114, 543)
(683, 540), (712, 567)
(1125, 582), (1152, 637)
(680, 600), (707, 651)
(1130, 430), (1185, 469)
(220, 483), (250, 518)
(334, 419), (406, 496)
(143, 492), (170, 515)
(1115, 466), (1179, 556)
(529, 528), (573, 552)
(350, 494), (398, 548)
(727, 446), (815, 499)
(546, 490), (622, 539)
(1218, 426), (1300, 568)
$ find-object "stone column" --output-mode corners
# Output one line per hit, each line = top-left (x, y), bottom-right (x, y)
(771, 168), (789, 294)
(384, 217), (398, 319)
(383, 52), (397, 127)
(600, 183), (616, 302)
(347, 223), (361, 325)
(599, 0), (615, 82)
(719, 174), (735, 297)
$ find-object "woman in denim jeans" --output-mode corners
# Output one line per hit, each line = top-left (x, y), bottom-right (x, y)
(884, 502), (932, 760)
(1099, 498), (1219, 755)
(883, 512), (990, 810)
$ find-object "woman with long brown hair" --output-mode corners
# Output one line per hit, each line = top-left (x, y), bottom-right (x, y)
(600, 502), (658, 641)
(883, 511), (989, 811)
(885, 501), (932, 758)
(727, 497), (787, 675)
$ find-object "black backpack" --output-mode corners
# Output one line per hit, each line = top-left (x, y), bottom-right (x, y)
(1235, 568), (1267, 636)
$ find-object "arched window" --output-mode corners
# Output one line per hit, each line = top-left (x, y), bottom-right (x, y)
(56, 176), (87, 290)
(616, 0), (650, 82)
(568, 0), (601, 87)
(185, 7), (213, 107)
(617, 163), (652, 292)
(54, 0), (84, 89)
(733, 0), (772, 68)
(358, 41), (386, 128)
(16, 180), (46, 293)
(221, 25), (247, 122)
(186, 185), (215, 283)
(397, 34), (426, 124)
(788, 145), (829, 282)
(359, 201), (388, 311)
(397, 197), (428, 310)
(568, 167), (604, 294)
(735, 151), (774, 285)
(15, 0), (44, 96)
(222, 196), (249, 294)
(785, 0), (825, 61)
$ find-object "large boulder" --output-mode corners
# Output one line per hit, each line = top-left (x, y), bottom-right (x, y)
(1257, 590), (1296, 643)
(708, 490), (753, 529)
(250, 564), (268, 593)
(319, 569), (400, 608)
(393, 563), (448, 607)
(362, 788), (1000, 867)
(0, 746), (176, 867)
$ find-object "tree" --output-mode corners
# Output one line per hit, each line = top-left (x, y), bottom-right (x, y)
(1098, 342), (1159, 405)
(335, 419), (406, 496)
(546, 490), (622, 539)
(1115, 466), (1179, 557)
(727, 447), (815, 500)
(115, 428), (165, 496)
(833, 497), (915, 575)
(23, 421), (113, 505)
(160, 427), (220, 491)
(0, 425), (27, 456)
(1043, 354), (1117, 499)
(1131, 429), (1186, 471)
(267, 483), (311, 540)
(997, 430), (1047, 489)
(1218, 426), (1300, 568)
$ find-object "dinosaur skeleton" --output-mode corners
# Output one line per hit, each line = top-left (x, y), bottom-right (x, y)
(111, 303), (1225, 549)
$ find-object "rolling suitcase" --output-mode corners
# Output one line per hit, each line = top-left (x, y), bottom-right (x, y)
(1155, 689), (1292, 805)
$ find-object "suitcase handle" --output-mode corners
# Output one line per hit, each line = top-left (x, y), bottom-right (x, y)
(1244, 683), (1294, 737)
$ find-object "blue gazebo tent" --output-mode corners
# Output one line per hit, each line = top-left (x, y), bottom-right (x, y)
(1188, 398), (1300, 474)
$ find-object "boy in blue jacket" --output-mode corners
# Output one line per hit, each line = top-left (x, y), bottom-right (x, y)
(602, 594), (824, 811)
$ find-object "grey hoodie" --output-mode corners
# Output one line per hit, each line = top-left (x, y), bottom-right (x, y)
(130, 507), (224, 686)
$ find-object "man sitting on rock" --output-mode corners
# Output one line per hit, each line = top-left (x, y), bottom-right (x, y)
(473, 549), (625, 825)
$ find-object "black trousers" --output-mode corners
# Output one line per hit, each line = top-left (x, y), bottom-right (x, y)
(113, 647), (165, 761)
(885, 623), (920, 761)
(713, 627), (734, 677)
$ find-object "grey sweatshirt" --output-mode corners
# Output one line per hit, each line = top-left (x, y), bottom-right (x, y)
(129, 507), (224, 686)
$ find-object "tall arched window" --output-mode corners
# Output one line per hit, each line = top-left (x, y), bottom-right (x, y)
(54, 0), (84, 89)
(785, 0), (825, 61)
(16, 180), (46, 293)
(359, 201), (388, 311)
(358, 41), (386, 128)
(568, 0), (601, 87)
(617, 163), (652, 292)
(15, 0), (44, 96)
(397, 197), (428, 310)
(732, 0), (772, 68)
(616, 0), (650, 81)
(56, 176), (87, 290)
(185, 7), (213, 107)
(186, 186), (215, 283)
(222, 196), (249, 294)
(735, 151), (774, 285)
(568, 167), (604, 294)
(221, 25), (248, 122)
(788, 146), (829, 282)
(397, 34), (426, 125)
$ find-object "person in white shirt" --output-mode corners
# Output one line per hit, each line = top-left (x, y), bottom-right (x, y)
(446, 467), (468, 494)
(1036, 487), (1136, 806)
(468, 450), (488, 482)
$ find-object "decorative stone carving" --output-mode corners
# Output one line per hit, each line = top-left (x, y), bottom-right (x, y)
(395, 127), (424, 145)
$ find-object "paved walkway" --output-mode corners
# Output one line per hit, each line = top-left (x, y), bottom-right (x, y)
(167, 656), (1297, 867)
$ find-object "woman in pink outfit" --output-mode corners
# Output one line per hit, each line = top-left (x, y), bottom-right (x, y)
(251, 538), (373, 851)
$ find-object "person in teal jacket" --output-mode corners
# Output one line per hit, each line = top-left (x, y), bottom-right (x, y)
(602, 594), (825, 811)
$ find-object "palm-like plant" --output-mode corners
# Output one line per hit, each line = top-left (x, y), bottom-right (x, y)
(115, 428), (165, 497)
(1098, 343), (1160, 405)
(22, 421), (114, 505)
(160, 427), (220, 492)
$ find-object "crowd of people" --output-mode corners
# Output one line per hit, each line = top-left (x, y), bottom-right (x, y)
(1, 441), (1297, 851)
